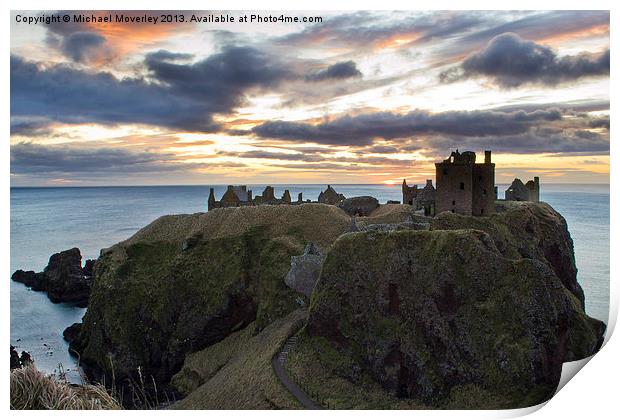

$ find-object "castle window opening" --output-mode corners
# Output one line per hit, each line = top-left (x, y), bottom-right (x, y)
(452, 200), (456, 205)
(483, 189), (487, 196)
(459, 182), (465, 190)
(443, 169), (448, 175)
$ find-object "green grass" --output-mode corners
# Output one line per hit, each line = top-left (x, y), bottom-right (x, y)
(286, 333), (427, 409)
(172, 310), (307, 409)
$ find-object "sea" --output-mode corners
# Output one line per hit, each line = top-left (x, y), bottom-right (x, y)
(10, 184), (610, 382)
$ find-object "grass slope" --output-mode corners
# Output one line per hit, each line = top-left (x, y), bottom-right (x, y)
(172, 309), (306, 409)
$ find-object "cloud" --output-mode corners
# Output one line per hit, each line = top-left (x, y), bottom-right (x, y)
(427, 128), (609, 155)
(10, 142), (203, 175)
(144, 46), (292, 104)
(222, 150), (326, 162)
(145, 50), (194, 62)
(10, 119), (57, 137)
(441, 33), (609, 87)
(58, 31), (108, 63)
(365, 145), (399, 154)
(11, 46), (292, 132)
(306, 61), (362, 81)
(277, 11), (482, 51)
(251, 108), (563, 145)
(43, 10), (191, 64)
(456, 11), (609, 51)
(589, 118), (610, 130)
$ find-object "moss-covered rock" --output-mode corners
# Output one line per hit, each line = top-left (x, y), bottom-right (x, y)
(72, 204), (351, 389)
(306, 227), (605, 408)
(431, 201), (585, 307)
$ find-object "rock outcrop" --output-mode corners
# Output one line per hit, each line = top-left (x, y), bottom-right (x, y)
(11, 270), (46, 291)
(338, 196), (380, 216)
(12, 248), (93, 307)
(285, 242), (325, 298)
(10, 346), (32, 370)
(306, 226), (605, 408)
(63, 323), (82, 344)
(70, 204), (352, 389)
(431, 201), (585, 308)
(63, 201), (604, 409)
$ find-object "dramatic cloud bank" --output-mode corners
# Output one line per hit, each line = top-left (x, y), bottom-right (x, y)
(10, 10), (610, 185)
(251, 106), (608, 154)
(252, 108), (564, 145)
(10, 142), (201, 175)
(442, 33), (610, 87)
(11, 46), (293, 132)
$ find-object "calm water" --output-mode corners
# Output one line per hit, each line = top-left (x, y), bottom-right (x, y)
(10, 184), (610, 380)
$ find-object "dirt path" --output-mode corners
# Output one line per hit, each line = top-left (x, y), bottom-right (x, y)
(272, 335), (323, 410)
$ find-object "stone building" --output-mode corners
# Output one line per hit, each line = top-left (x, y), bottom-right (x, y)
(402, 180), (418, 206)
(435, 150), (495, 216)
(505, 177), (540, 202)
(318, 185), (346, 205)
(402, 179), (436, 216)
(208, 185), (253, 211)
(253, 186), (292, 205)
(416, 180), (436, 216)
(208, 185), (292, 210)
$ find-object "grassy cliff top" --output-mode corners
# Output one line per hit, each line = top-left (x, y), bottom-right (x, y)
(121, 203), (352, 249)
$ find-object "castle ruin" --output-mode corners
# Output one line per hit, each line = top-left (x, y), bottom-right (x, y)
(402, 179), (436, 216)
(318, 185), (346, 205)
(208, 184), (346, 210)
(505, 177), (540, 202)
(403, 150), (496, 217)
(208, 185), (252, 211)
(208, 185), (294, 211)
(435, 150), (496, 216)
(209, 153), (541, 217)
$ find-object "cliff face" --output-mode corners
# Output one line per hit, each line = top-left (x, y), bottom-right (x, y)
(431, 201), (585, 308)
(306, 216), (604, 407)
(72, 204), (351, 386)
(69, 201), (604, 409)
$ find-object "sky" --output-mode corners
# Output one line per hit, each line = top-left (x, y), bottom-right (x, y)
(10, 10), (610, 186)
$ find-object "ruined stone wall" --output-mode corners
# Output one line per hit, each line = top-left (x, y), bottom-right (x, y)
(402, 181), (417, 205)
(472, 163), (495, 216)
(435, 162), (473, 215)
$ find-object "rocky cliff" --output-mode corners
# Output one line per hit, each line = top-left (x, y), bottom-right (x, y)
(65, 201), (604, 408)
(431, 201), (585, 307)
(305, 203), (605, 408)
(70, 204), (351, 387)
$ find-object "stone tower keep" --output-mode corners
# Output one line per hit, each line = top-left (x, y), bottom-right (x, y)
(435, 150), (495, 216)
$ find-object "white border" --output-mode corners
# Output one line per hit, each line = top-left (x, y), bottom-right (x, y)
(3, 1), (616, 418)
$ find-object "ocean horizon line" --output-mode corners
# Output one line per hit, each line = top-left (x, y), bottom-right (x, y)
(9, 182), (612, 189)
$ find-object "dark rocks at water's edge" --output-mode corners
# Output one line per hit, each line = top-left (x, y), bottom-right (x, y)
(11, 345), (33, 370)
(63, 323), (83, 344)
(63, 323), (86, 360)
(11, 248), (95, 307)
(11, 270), (46, 291)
